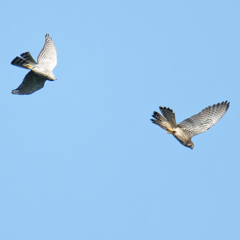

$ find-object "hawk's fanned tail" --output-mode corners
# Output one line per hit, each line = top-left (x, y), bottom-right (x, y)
(160, 107), (177, 128)
(151, 111), (171, 131)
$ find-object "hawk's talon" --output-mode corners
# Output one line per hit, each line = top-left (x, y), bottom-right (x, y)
(24, 63), (33, 70)
(166, 128), (175, 134)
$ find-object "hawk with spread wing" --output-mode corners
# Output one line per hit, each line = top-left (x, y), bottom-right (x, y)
(151, 101), (230, 149)
(11, 34), (57, 95)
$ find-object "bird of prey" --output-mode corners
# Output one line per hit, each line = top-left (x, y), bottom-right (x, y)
(151, 101), (230, 149)
(11, 34), (57, 95)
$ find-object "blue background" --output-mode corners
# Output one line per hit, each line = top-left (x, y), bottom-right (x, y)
(0, 0), (239, 239)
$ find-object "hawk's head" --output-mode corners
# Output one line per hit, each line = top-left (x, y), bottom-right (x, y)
(186, 140), (194, 150)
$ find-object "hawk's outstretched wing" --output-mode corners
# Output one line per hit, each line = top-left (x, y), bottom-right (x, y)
(12, 71), (47, 95)
(178, 101), (230, 139)
(37, 34), (57, 71)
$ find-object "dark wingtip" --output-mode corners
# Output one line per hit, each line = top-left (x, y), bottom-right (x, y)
(45, 34), (52, 40)
(225, 100), (230, 110)
(218, 100), (230, 111)
(210, 100), (230, 111)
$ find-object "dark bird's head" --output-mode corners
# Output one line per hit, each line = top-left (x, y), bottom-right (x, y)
(186, 140), (194, 150)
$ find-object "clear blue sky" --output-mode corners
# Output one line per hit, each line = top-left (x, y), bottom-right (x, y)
(0, 0), (239, 239)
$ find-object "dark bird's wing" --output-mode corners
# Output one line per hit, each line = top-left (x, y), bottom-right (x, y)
(12, 71), (47, 95)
